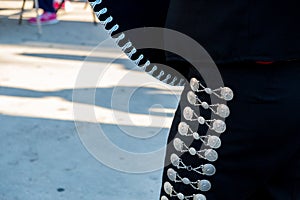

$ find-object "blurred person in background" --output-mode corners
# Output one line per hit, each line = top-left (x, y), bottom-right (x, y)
(28, 0), (72, 25)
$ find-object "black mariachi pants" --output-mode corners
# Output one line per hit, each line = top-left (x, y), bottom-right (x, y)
(160, 61), (300, 200)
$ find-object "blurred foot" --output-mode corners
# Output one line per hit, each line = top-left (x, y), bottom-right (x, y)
(54, 0), (73, 12)
(28, 12), (59, 25)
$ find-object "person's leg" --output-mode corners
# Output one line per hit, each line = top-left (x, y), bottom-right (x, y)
(39, 0), (55, 13)
(28, 0), (58, 25)
(159, 61), (300, 200)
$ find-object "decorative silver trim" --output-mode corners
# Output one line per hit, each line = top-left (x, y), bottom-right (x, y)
(88, 0), (184, 86)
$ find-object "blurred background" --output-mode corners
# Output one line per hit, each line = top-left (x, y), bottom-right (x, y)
(0, 1), (181, 199)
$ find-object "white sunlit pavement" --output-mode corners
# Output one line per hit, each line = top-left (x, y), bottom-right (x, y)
(0, 1), (182, 199)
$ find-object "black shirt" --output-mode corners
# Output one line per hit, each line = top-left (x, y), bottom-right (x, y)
(101, 0), (300, 64)
(166, 0), (300, 63)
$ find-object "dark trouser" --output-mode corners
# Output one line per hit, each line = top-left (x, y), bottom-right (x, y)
(39, 0), (55, 13)
(160, 60), (300, 200)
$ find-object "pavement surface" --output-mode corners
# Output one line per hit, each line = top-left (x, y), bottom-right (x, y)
(0, 1), (182, 199)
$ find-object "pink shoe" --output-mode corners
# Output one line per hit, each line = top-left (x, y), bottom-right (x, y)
(28, 12), (59, 25)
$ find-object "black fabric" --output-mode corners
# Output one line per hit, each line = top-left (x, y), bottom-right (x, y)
(98, 1), (170, 67)
(97, 0), (300, 80)
(39, 0), (55, 13)
(160, 60), (300, 199)
(166, 0), (300, 63)
(98, 1), (169, 33)
(101, 1), (300, 64)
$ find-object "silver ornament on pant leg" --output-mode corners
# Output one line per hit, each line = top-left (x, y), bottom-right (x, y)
(173, 138), (184, 152)
(204, 149), (218, 162)
(187, 91), (198, 105)
(167, 168), (177, 182)
(204, 88), (212, 94)
(183, 106), (194, 120)
(164, 182), (173, 195)
(190, 78), (200, 92)
(178, 122), (189, 135)
(193, 194), (206, 200)
(177, 193), (185, 200)
(202, 164), (216, 176)
(197, 179), (211, 191)
(161, 196), (169, 200)
(193, 132), (200, 140)
(220, 87), (234, 101)
(212, 120), (226, 133)
(189, 147), (197, 155)
(182, 177), (191, 185)
(216, 104), (230, 118)
(170, 154), (180, 167)
(201, 102), (209, 109)
(198, 117), (205, 124)
(207, 135), (221, 149)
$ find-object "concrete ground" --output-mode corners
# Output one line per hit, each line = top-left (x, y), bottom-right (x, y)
(0, 1), (182, 199)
